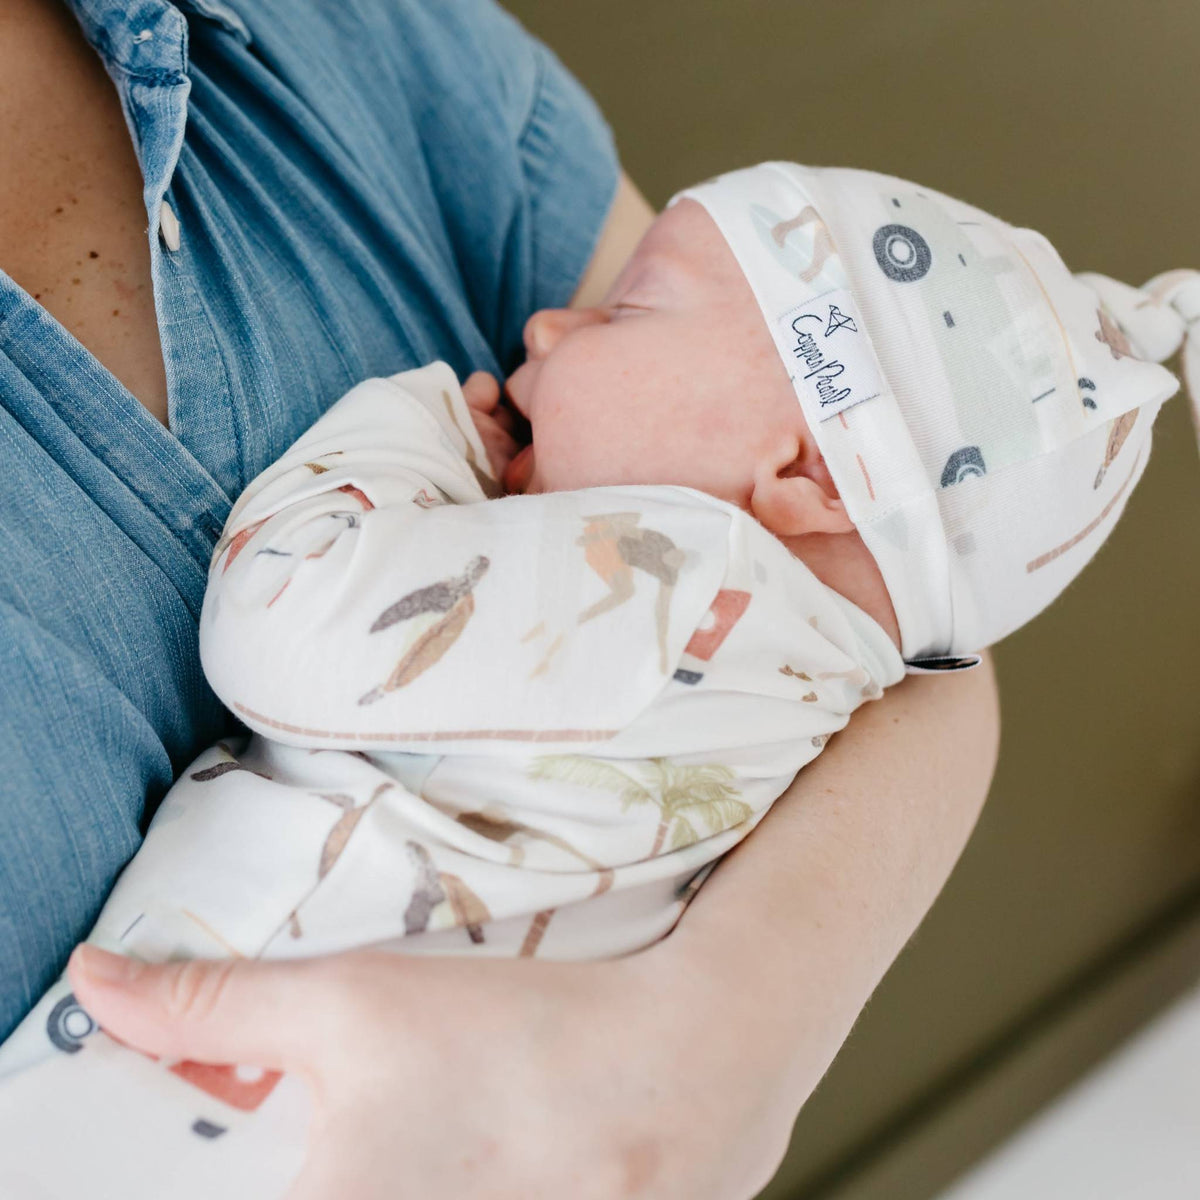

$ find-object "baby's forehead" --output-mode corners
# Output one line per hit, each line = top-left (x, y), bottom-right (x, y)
(620, 200), (743, 294)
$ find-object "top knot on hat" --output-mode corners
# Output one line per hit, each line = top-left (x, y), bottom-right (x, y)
(1077, 269), (1200, 441)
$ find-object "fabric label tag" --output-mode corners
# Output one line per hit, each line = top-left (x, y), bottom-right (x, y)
(774, 288), (886, 423)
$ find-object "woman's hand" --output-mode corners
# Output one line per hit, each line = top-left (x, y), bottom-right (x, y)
(68, 940), (795, 1200)
(462, 370), (522, 485)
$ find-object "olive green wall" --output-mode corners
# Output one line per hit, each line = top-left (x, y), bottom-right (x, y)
(504, 1), (1200, 1196)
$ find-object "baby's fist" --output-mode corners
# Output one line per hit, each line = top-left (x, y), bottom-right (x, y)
(462, 371), (520, 484)
(461, 370), (501, 414)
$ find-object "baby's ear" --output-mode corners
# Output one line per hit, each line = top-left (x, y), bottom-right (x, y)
(749, 438), (854, 537)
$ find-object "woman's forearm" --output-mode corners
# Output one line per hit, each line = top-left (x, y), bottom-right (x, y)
(569, 172), (656, 309)
(663, 652), (1000, 1107)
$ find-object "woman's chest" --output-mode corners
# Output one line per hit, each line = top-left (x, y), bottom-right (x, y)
(0, 0), (168, 423)
(1, 0), (506, 506)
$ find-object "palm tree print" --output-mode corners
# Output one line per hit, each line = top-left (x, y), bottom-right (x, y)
(527, 756), (751, 858)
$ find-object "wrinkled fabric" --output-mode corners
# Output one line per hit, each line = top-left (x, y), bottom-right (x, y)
(0, 0), (618, 1039)
(0, 366), (903, 1198)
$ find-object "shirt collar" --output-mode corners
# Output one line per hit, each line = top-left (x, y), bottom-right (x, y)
(66, 0), (248, 81)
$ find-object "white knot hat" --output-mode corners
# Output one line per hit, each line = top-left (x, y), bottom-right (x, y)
(671, 164), (1195, 665)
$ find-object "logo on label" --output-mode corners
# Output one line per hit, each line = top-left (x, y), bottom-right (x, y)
(775, 288), (884, 423)
(823, 304), (857, 337)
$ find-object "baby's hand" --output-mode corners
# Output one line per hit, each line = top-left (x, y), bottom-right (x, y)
(462, 371), (521, 484)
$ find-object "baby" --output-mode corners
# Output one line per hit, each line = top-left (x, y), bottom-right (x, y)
(0, 163), (1195, 1199)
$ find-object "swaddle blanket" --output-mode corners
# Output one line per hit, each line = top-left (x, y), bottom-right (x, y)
(0, 363), (903, 1199)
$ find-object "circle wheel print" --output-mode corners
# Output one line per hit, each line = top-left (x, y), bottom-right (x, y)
(940, 446), (987, 488)
(873, 224), (933, 282)
(46, 992), (97, 1054)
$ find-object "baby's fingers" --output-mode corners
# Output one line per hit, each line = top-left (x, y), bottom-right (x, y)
(474, 416), (520, 480)
(488, 402), (517, 436)
(462, 371), (501, 413)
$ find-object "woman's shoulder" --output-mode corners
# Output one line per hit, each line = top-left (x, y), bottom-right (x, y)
(237, 0), (619, 349)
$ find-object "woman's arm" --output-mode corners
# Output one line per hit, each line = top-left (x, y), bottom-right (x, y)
(666, 654), (1000, 1121)
(569, 172), (656, 309)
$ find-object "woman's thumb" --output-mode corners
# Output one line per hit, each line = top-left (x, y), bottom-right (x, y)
(68, 945), (313, 1070)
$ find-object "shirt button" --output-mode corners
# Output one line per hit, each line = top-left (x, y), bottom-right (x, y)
(159, 201), (181, 252)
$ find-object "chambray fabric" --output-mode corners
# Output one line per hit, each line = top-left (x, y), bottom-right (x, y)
(0, 0), (617, 1038)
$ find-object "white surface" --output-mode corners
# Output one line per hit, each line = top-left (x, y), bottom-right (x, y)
(936, 981), (1200, 1200)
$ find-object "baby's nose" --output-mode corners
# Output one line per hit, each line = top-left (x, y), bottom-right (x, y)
(522, 308), (608, 358)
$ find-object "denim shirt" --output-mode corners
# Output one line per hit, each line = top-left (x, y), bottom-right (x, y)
(0, 0), (617, 1036)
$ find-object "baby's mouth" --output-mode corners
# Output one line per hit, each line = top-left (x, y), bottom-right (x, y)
(503, 442), (536, 494)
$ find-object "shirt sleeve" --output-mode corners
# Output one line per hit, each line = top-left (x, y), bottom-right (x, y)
(508, 21), (622, 315)
(199, 368), (731, 751)
(396, 0), (621, 373)
(240, 0), (620, 379)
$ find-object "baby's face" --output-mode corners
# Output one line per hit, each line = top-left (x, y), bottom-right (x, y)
(502, 200), (813, 509)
